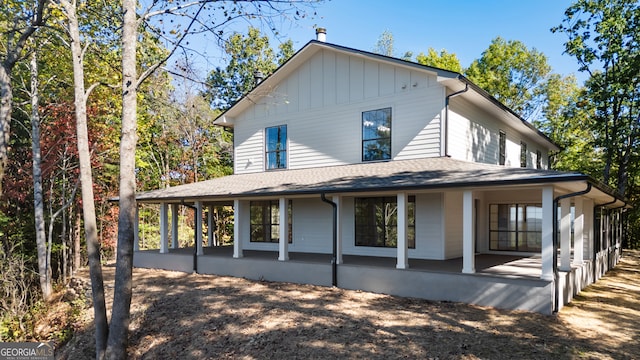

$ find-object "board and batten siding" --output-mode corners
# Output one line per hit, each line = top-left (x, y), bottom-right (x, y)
(232, 49), (445, 174)
(447, 97), (550, 169)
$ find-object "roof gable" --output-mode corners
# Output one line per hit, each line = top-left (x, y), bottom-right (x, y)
(213, 40), (558, 151)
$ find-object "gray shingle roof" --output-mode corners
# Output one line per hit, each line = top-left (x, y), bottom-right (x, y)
(135, 157), (588, 203)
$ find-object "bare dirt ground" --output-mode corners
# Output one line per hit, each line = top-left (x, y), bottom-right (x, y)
(56, 250), (640, 359)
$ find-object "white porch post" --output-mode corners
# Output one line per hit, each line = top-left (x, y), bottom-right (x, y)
(278, 197), (289, 261)
(574, 197), (584, 265)
(333, 195), (343, 264)
(396, 192), (409, 269)
(134, 205), (140, 251)
(159, 203), (169, 254)
(560, 198), (572, 271)
(233, 199), (244, 258)
(171, 204), (179, 249)
(195, 201), (204, 256)
(584, 198), (594, 260)
(541, 186), (554, 281)
(462, 190), (475, 274)
(207, 205), (214, 247)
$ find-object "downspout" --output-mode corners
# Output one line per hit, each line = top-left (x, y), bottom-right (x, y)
(552, 183), (592, 313)
(182, 201), (198, 274)
(320, 193), (338, 287)
(444, 83), (469, 157)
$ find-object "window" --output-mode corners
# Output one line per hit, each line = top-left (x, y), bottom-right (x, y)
(520, 141), (527, 168)
(265, 125), (287, 170)
(489, 204), (542, 252)
(362, 107), (392, 161)
(499, 131), (506, 165)
(536, 150), (542, 169)
(355, 196), (415, 248)
(250, 200), (292, 243)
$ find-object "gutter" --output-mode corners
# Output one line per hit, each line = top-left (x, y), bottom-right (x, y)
(181, 201), (199, 274)
(552, 183), (592, 313)
(444, 83), (469, 157)
(320, 193), (338, 287)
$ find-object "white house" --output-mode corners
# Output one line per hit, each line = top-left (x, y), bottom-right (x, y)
(132, 29), (627, 314)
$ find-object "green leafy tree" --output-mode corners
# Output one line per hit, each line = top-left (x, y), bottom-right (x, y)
(536, 74), (602, 176)
(552, 0), (639, 196)
(205, 27), (295, 109)
(465, 37), (552, 121)
(416, 48), (463, 73)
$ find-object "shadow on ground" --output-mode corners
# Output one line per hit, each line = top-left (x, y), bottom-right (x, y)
(57, 250), (640, 360)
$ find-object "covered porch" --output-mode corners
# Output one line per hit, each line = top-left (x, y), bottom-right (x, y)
(133, 246), (615, 315)
(131, 158), (627, 315)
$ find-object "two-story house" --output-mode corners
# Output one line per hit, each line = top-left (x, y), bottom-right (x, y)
(133, 30), (627, 314)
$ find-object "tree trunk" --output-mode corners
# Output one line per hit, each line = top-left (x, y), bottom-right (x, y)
(0, 0), (46, 197)
(105, 0), (138, 358)
(74, 211), (81, 273)
(29, 50), (51, 300)
(0, 64), (12, 196)
(62, 0), (109, 358)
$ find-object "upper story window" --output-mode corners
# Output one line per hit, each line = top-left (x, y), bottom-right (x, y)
(536, 150), (542, 169)
(362, 107), (392, 162)
(499, 131), (506, 166)
(520, 141), (527, 168)
(265, 125), (287, 170)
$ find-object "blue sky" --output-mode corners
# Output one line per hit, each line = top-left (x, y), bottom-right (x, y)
(190, 0), (586, 84)
(292, 0), (582, 80)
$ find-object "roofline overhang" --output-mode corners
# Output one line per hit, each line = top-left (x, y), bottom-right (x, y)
(459, 76), (560, 151)
(131, 173), (627, 209)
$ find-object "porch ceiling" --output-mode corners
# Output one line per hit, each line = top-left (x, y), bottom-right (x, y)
(134, 157), (623, 207)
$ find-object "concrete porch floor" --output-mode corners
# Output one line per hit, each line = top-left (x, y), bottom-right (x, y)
(144, 246), (543, 279)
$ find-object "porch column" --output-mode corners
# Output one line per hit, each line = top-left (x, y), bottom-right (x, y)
(560, 198), (572, 271)
(233, 199), (245, 258)
(396, 192), (409, 269)
(195, 201), (204, 256)
(134, 205), (140, 251)
(583, 198), (594, 260)
(278, 197), (289, 261)
(574, 197), (584, 265)
(462, 190), (475, 274)
(207, 205), (214, 247)
(333, 195), (343, 264)
(159, 203), (169, 254)
(541, 186), (554, 281)
(171, 204), (179, 249)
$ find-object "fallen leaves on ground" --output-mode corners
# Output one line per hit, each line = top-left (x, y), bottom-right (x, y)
(56, 250), (640, 359)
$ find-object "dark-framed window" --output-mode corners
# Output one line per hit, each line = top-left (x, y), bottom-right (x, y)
(250, 200), (292, 243)
(489, 203), (542, 252)
(499, 130), (506, 166)
(536, 150), (542, 169)
(265, 125), (287, 170)
(362, 107), (392, 161)
(520, 141), (527, 168)
(355, 196), (415, 248)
